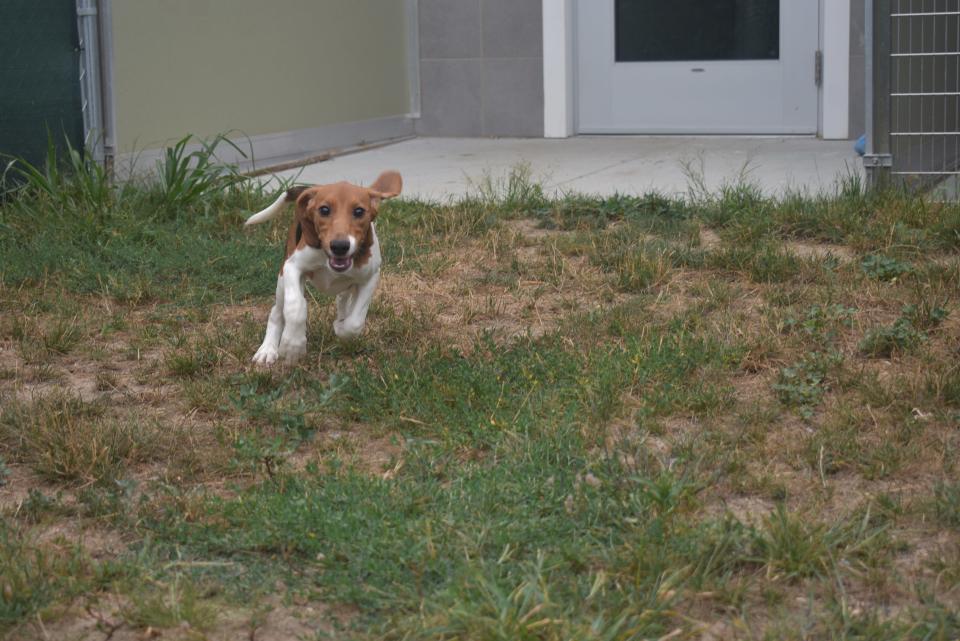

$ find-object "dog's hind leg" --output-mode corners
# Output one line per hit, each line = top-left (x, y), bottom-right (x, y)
(252, 276), (285, 365)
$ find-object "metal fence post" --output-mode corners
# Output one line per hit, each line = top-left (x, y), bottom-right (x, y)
(864, 0), (893, 188)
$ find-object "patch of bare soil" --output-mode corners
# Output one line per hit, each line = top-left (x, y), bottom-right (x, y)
(211, 304), (263, 327)
(698, 226), (856, 264)
(702, 496), (777, 527)
(0, 464), (57, 512)
(37, 522), (128, 562)
(729, 373), (774, 403)
(0, 329), (171, 407)
(378, 239), (620, 350)
(503, 218), (571, 240)
(7, 594), (350, 641)
(784, 239), (856, 262)
(699, 227), (722, 251)
(0, 342), (22, 369)
(601, 413), (674, 459)
(893, 529), (960, 598)
(644, 271), (707, 322)
(296, 424), (404, 478)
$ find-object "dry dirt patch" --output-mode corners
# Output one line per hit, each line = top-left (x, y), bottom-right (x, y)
(378, 237), (620, 349)
(784, 239), (856, 262)
(6, 595), (350, 641)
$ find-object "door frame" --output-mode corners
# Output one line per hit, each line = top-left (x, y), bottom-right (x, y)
(543, 0), (851, 139)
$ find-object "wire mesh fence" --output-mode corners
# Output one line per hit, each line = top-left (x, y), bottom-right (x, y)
(867, 0), (960, 192)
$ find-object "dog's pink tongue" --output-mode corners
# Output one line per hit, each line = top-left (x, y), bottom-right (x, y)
(330, 256), (352, 272)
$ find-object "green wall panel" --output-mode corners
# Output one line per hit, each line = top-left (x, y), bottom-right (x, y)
(0, 0), (84, 172)
(111, 0), (411, 152)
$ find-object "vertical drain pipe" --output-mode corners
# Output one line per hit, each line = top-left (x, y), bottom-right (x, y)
(864, 0), (874, 161)
(76, 0), (104, 163)
(75, 0), (116, 173)
(97, 0), (116, 176)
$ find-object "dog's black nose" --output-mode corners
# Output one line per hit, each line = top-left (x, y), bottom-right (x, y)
(330, 239), (351, 256)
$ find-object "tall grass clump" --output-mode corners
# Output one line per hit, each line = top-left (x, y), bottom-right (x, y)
(755, 504), (892, 580)
(539, 192), (696, 242)
(470, 163), (548, 214)
(377, 166), (549, 266)
(0, 393), (159, 484)
(0, 133), (282, 300)
(699, 181), (773, 237)
(150, 133), (250, 217)
(686, 166), (960, 254)
(3, 134), (112, 220)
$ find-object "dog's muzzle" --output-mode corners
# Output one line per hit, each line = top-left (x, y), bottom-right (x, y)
(329, 238), (353, 272)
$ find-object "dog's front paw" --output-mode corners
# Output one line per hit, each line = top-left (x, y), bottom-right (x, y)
(334, 319), (364, 340)
(252, 344), (279, 366)
(278, 338), (307, 364)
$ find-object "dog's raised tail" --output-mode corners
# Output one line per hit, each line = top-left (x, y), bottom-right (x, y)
(244, 186), (308, 226)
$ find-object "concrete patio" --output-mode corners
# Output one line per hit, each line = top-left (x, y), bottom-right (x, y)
(273, 136), (863, 201)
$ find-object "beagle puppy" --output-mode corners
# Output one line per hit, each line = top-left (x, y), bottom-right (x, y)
(244, 171), (402, 365)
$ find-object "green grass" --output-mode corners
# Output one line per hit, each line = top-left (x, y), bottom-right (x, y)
(0, 522), (124, 630)
(2, 148), (960, 638)
(859, 303), (948, 358)
(145, 446), (738, 637)
(333, 329), (738, 450)
(934, 481), (960, 528)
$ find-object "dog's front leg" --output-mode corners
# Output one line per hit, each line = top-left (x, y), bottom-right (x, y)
(252, 276), (285, 365)
(277, 265), (309, 364)
(335, 287), (355, 325)
(334, 272), (380, 340)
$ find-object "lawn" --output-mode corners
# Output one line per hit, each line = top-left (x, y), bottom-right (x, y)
(1, 152), (959, 640)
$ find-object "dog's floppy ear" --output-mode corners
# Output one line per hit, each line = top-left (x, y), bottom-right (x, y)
(294, 188), (321, 248)
(367, 170), (402, 213)
(286, 185), (309, 202)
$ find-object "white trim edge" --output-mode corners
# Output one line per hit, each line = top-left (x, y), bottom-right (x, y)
(543, 0), (574, 138)
(822, 0), (851, 139)
(405, 0), (422, 118)
(114, 115), (415, 178)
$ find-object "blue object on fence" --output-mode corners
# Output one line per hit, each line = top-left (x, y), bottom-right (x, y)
(854, 135), (866, 156)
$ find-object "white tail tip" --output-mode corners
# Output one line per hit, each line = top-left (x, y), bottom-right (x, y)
(244, 192), (289, 226)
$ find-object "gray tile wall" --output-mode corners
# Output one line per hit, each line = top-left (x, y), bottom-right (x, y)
(417, 0), (544, 137)
(419, 1), (865, 139)
(850, 0), (866, 139)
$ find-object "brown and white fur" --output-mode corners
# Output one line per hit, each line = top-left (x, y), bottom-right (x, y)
(245, 171), (402, 365)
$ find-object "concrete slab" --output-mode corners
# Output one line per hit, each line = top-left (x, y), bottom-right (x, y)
(272, 136), (862, 201)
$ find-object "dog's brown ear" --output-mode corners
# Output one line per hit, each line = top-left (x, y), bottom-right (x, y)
(368, 171), (402, 211)
(286, 185), (309, 202)
(294, 188), (321, 248)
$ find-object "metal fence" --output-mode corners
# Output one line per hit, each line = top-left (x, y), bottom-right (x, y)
(866, 0), (960, 191)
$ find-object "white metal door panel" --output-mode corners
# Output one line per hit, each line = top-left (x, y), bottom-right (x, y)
(576, 1), (820, 134)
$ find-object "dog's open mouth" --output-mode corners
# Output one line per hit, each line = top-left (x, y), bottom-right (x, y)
(329, 256), (353, 272)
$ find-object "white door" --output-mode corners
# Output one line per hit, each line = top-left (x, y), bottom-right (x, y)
(576, 0), (820, 134)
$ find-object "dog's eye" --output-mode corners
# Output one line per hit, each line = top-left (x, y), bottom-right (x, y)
(353, 207), (365, 218)
(319, 206), (331, 216)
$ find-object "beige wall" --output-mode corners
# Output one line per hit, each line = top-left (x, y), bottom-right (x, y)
(111, 0), (410, 152)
